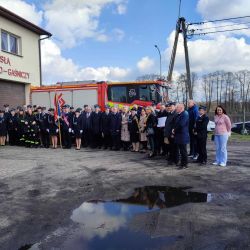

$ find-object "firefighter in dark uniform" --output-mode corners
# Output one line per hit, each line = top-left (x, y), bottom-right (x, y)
(61, 104), (73, 149)
(48, 108), (59, 149)
(0, 110), (7, 146)
(81, 105), (92, 147)
(8, 108), (18, 146)
(164, 102), (177, 165)
(16, 108), (26, 146)
(72, 108), (83, 150)
(193, 106), (209, 165)
(90, 104), (102, 148)
(24, 105), (40, 148)
(3, 104), (11, 121)
(36, 106), (50, 148)
(101, 105), (112, 149)
(70, 106), (75, 116)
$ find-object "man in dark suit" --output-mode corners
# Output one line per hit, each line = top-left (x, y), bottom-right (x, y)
(110, 107), (122, 150)
(101, 105), (112, 149)
(90, 104), (102, 148)
(194, 106), (209, 165)
(164, 102), (177, 165)
(172, 103), (190, 169)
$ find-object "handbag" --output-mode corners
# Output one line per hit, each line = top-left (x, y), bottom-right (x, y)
(146, 127), (154, 136)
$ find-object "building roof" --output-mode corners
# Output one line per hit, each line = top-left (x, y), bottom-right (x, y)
(0, 6), (52, 37)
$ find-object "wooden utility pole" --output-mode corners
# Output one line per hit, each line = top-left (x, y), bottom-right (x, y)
(167, 17), (193, 100)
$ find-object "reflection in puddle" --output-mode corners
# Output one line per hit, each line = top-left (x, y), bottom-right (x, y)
(67, 186), (209, 249)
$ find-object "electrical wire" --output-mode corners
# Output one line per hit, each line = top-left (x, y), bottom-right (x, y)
(193, 21), (250, 31)
(189, 15), (250, 26)
(188, 26), (250, 36)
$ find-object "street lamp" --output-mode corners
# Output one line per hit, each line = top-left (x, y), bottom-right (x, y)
(154, 44), (162, 80)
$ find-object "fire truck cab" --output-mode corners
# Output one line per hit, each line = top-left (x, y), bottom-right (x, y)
(31, 80), (165, 109)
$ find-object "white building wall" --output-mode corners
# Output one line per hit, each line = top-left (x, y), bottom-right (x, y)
(0, 15), (41, 86)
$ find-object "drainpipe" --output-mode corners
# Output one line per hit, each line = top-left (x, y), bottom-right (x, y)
(38, 35), (52, 86)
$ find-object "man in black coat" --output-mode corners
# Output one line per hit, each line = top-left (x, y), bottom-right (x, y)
(110, 107), (122, 150)
(101, 105), (112, 149)
(164, 102), (177, 165)
(194, 106), (209, 165)
(90, 104), (102, 148)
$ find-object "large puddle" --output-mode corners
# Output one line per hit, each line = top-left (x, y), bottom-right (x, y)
(66, 186), (210, 249)
(28, 186), (237, 250)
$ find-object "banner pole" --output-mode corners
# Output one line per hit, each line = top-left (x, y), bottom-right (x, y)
(58, 116), (62, 149)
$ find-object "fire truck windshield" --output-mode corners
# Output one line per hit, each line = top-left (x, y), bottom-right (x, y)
(107, 83), (162, 105)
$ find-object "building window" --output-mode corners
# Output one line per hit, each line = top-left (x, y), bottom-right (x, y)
(1, 30), (21, 55)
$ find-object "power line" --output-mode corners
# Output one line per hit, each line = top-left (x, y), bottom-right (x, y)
(189, 15), (250, 26)
(188, 26), (250, 36)
(192, 21), (250, 31)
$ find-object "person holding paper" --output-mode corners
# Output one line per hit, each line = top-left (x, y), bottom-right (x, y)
(156, 104), (167, 156)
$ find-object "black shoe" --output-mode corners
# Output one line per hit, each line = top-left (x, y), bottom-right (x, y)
(200, 162), (207, 166)
(177, 164), (188, 169)
(193, 160), (201, 164)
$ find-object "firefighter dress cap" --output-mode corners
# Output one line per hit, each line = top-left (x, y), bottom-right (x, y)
(10, 108), (15, 112)
(75, 108), (82, 113)
(0, 110), (4, 113)
(131, 107), (137, 111)
(48, 108), (55, 112)
(37, 106), (42, 110)
(3, 104), (9, 107)
(199, 105), (207, 111)
(27, 105), (32, 108)
(63, 104), (70, 108)
(70, 106), (74, 110)
(169, 101), (176, 106)
(94, 104), (100, 108)
(105, 105), (110, 109)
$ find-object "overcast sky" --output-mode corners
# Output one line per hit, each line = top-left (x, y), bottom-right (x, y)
(1, 0), (250, 84)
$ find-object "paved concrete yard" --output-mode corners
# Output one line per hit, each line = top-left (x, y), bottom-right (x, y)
(0, 141), (250, 250)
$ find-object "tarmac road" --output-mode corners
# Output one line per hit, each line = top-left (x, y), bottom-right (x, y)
(0, 141), (249, 250)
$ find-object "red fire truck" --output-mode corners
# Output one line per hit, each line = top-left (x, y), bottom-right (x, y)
(31, 80), (168, 109)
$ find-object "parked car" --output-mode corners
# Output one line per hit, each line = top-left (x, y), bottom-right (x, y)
(207, 120), (215, 132)
(231, 121), (250, 134)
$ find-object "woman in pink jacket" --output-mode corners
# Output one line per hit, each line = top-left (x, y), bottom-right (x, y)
(213, 106), (231, 167)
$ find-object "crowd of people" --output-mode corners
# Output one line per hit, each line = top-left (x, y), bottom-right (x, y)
(0, 100), (232, 169)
